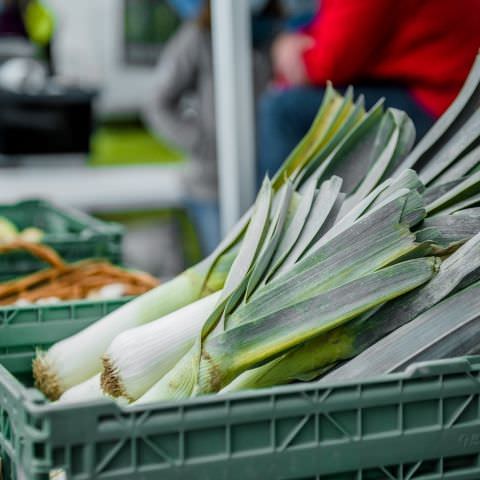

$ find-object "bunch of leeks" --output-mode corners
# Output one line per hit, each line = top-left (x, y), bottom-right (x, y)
(33, 85), (365, 400)
(34, 54), (480, 404)
(96, 81), (438, 404)
(226, 54), (480, 391)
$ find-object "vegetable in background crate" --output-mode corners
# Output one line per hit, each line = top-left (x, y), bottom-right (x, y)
(0, 242), (158, 306)
(0, 216), (44, 244)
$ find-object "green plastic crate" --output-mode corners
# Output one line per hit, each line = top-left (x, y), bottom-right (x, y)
(0, 200), (124, 280)
(1, 301), (480, 479)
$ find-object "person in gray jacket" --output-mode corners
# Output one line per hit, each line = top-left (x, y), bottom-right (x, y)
(142, 0), (273, 254)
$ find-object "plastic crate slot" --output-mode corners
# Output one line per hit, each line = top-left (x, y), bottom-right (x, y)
(409, 458), (440, 477)
(318, 411), (355, 443)
(52, 444), (87, 478)
(0, 311), (19, 328)
(285, 477), (319, 480)
(379, 464), (401, 480)
(136, 433), (178, 467)
(362, 404), (399, 437)
(231, 420), (271, 455)
(33, 443), (46, 461)
(52, 447), (65, 470)
(71, 444), (87, 477)
(185, 426), (226, 460)
(318, 472), (358, 480)
(403, 400), (439, 431)
(0, 450), (14, 480)
(443, 394), (478, 428)
(443, 453), (479, 472)
(95, 438), (130, 474)
(0, 410), (12, 446)
(25, 412), (44, 431)
(276, 415), (316, 451)
(402, 459), (423, 479)
(0, 346), (35, 355)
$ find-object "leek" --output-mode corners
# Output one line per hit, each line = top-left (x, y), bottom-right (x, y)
(58, 374), (103, 404)
(101, 291), (221, 401)
(137, 258), (435, 402)
(33, 247), (237, 400)
(395, 54), (480, 177)
(34, 56), (480, 406)
(321, 281), (480, 382)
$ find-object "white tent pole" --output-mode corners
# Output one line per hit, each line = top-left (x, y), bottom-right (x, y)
(211, 0), (256, 234)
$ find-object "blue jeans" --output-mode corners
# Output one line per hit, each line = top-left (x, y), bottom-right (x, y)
(185, 199), (221, 256)
(257, 85), (436, 187)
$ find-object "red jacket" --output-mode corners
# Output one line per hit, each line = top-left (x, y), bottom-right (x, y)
(302, 0), (480, 117)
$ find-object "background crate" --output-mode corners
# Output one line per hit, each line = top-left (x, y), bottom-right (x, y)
(0, 199), (124, 280)
(1, 298), (480, 479)
(0, 297), (132, 385)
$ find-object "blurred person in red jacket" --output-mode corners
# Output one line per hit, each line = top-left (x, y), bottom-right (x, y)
(257, 0), (480, 183)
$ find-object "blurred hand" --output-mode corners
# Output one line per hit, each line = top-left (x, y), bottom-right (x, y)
(272, 33), (314, 86)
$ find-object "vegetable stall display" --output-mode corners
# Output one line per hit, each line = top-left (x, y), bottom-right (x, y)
(32, 54), (480, 406)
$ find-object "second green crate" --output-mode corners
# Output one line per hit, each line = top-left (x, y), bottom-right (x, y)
(0, 199), (124, 280)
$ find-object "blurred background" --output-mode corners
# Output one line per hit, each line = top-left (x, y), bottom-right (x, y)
(0, 0), (478, 280)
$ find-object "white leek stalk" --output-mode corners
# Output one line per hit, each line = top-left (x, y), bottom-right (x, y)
(58, 374), (104, 404)
(33, 271), (208, 400)
(135, 346), (199, 404)
(101, 291), (221, 401)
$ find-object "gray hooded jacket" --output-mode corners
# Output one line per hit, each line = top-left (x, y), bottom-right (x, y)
(142, 22), (270, 200)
